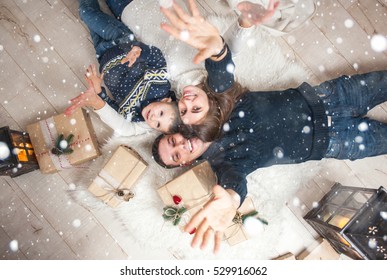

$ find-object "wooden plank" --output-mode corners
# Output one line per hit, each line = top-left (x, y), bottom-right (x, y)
(12, 171), (127, 259)
(345, 156), (387, 188)
(312, 160), (366, 193)
(3, 84), (57, 129)
(0, 105), (21, 130)
(312, 0), (387, 73)
(0, 227), (27, 260)
(351, 0), (387, 36)
(0, 50), (33, 104)
(0, 0), (84, 111)
(0, 177), (77, 259)
(282, 19), (354, 82)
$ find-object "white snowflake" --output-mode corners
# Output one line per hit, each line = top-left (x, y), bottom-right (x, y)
(370, 34), (387, 53)
(33, 35), (41, 42)
(344, 19), (354, 28)
(0, 142), (11, 160)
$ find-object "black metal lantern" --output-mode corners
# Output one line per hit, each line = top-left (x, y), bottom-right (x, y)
(0, 126), (39, 177)
(304, 183), (386, 260)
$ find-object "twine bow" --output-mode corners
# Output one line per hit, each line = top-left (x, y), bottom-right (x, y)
(162, 206), (188, 226)
(51, 134), (74, 155)
(233, 210), (268, 225)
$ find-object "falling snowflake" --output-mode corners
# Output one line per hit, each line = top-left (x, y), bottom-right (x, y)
(85, 144), (92, 152)
(380, 211), (387, 220)
(223, 123), (230, 132)
(370, 34), (387, 53)
(0, 45), (4, 51)
(59, 140), (68, 149)
(302, 126), (311, 134)
(41, 57), (49, 63)
(368, 238), (377, 249)
(226, 63), (235, 74)
(72, 219), (81, 228)
(244, 216), (265, 237)
(238, 111), (245, 118)
(33, 35), (41, 42)
(344, 19), (354, 28)
(0, 142), (11, 160)
(159, 0), (173, 8)
(336, 37), (343, 44)
(180, 30), (189, 41)
(354, 136), (363, 143)
(9, 240), (18, 252)
(68, 183), (76, 190)
(359, 144), (365, 151)
(292, 197), (300, 207)
(70, 119), (77, 125)
(326, 47), (333, 54)
(368, 226), (378, 235)
(358, 122), (368, 132)
(273, 147), (284, 159)
(312, 201), (319, 208)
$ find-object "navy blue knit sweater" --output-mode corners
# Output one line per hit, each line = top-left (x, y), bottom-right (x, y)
(98, 41), (173, 122)
(200, 50), (329, 204)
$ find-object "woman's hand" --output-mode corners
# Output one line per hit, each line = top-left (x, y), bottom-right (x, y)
(64, 78), (105, 116)
(237, 0), (280, 28)
(121, 46), (142, 67)
(160, 0), (224, 64)
(85, 64), (103, 93)
(184, 185), (240, 254)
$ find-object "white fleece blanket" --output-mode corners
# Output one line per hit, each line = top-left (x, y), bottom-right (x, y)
(71, 0), (321, 259)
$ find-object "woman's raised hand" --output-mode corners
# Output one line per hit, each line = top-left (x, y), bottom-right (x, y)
(184, 185), (240, 254)
(160, 0), (224, 64)
(237, 0), (280, 28)
(64, 78), (105, 116)
(85, 64), (103, 93)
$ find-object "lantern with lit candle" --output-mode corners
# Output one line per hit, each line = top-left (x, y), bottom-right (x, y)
(304, 183), (386, 260)
(0, 126), (39, 177)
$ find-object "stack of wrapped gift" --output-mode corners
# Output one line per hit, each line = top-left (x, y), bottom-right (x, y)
(26, 108), (100, 173)
(88, 145), (147, 207)
(157, 161), (217, 227)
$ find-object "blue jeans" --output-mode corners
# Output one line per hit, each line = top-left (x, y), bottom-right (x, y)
(106, 0), (132, 19)
(78, 0), (135, 59)
(315, 71), (387, 160)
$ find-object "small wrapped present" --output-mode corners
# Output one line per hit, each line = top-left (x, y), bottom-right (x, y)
(26, 108), (100, 173)
(224, 196), (268, 246)
(157, 161), (217, 226)
(88, 145), (147, 207)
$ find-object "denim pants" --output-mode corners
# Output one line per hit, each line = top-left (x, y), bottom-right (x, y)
(78, 0), (135, 59)
(105, 0), (132, 19)
(314, 70), (387, 160)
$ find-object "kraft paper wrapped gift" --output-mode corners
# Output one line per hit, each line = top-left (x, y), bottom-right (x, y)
(26, 108), (100, 174)
(224, 196), (264, 246)
(157, 161), (217, 223)
(88, 145), (147, 207)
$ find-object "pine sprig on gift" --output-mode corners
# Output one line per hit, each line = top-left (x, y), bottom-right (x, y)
(233, 210), (269, 225)
(162, 206), (187, 226)
(51, 134), (74, 155)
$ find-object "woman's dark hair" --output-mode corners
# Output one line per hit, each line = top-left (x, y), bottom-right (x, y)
(180, 80), (247, 142)
(151, 133), (177, 169)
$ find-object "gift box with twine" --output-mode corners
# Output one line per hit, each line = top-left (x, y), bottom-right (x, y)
(26, 108), (100, 174)
(88, 145), (147, 207)
(224, 196), (268, 246)
(157, 161), (217, 227)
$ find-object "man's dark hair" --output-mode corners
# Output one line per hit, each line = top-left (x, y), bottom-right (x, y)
(151, 134), (177, 169)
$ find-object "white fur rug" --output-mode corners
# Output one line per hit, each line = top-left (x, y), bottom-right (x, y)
(70, 1), (323, 259)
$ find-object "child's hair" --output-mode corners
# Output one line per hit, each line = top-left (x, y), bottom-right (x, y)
(166, 101), (182, 134)
(179, 81), (247, 142)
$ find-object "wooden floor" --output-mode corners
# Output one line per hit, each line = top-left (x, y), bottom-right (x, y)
(1, 0), (386, 260)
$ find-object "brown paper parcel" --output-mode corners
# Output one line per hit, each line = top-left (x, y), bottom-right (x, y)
(224, 196), (257, 246)
(26, 108), (100, 173)
(157, 161), (217, 221)
(88, 145), (147, 207)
